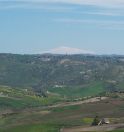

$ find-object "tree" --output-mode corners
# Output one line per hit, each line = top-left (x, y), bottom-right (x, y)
(92, 116), (100, 126)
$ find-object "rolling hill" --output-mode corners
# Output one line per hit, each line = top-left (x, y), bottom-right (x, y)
(0, 53), (124, 97)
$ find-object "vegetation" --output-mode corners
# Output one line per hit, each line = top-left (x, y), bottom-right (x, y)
(92, 116), (100, 126)
(0, 86), (63, 109)
(49, 82), (104, 98)
(111, 130), (124, 132)
(1, 124), (60, 132)
(0, 54), (124, 97)
(0, 97), (124, 132)
(0, 54), (124, 131)
(82, 118), (93, 124)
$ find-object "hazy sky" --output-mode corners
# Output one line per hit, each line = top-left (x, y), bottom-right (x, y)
(0, 0), (124, 54)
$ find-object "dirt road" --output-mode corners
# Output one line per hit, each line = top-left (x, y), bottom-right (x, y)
(61, 123), (124, 132)
(48, 97), (108, 108)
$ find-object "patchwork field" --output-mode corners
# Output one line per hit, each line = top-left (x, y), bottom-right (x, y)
(0, 85), (124, 132)
(0, 94), (124, 132)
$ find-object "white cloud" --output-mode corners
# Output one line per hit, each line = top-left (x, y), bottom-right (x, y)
(80, 11), (124, 16)
(1, 0), (124, 8)
(55, 18), (124, 30)
(43, 46), (95, 54)
(55, 18), (124, 25)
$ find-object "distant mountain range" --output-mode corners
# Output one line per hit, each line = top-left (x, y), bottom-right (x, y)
(43, 46), (95, 55)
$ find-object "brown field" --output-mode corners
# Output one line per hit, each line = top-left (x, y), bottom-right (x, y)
(0, 97), (124, 132)
(61, 124), (124, 132)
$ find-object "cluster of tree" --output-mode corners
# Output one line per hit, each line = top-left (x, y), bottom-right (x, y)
(0, 53), (124, 95)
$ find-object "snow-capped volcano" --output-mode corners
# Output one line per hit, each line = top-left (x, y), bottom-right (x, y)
(44, 46), (94, 55)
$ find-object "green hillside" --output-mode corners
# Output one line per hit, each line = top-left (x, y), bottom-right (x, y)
(49, 82), (105, 98)
(0, 86), (62, 110)
(0, 53), (124, 97)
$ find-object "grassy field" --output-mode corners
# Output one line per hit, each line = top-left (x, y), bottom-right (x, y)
(0, 85), (124, 132)
(1, 124), (60, 132)
(111, 129), (124, 132)
(0, 86), (64, 110)
(49, 82), (105, 99)
(0, 97), (124, 132)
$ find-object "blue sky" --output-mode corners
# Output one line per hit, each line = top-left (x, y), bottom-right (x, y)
(0, 0), (124, 54)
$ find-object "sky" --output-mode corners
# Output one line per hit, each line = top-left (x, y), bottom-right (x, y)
(0, 0), (124, 55)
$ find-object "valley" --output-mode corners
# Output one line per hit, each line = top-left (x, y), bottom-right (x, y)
(0, 54), (124, 131)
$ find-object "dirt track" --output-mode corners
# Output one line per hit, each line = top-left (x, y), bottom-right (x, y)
(61, 123), (124, 132)
(48, 97), (108, 109)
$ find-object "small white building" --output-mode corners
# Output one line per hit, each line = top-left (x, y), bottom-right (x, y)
(98, 118), (110, 125)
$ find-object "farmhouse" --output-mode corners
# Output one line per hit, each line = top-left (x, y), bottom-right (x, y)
(92, 116), (110, 126)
